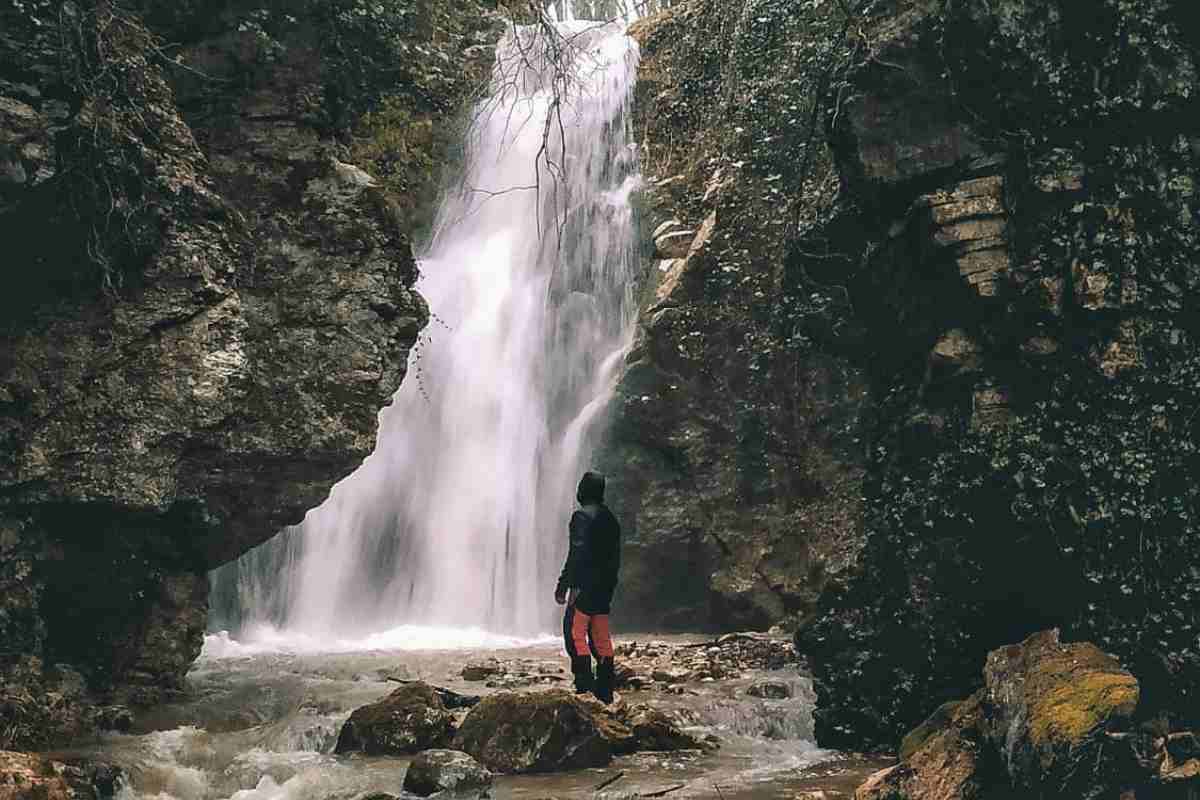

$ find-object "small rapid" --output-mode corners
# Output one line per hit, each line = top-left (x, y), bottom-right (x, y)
(61, 635), (851, 800)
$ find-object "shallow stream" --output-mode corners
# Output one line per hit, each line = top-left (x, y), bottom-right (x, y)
(52, 630), (887, 800)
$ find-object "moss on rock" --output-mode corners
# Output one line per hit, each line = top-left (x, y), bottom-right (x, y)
(984, 630), (1140, 796)
(334, 682), (455, 756)
(899, 700), (963, 763)
(452, 690), (619, 773)
(1027, 670), (1138, 749)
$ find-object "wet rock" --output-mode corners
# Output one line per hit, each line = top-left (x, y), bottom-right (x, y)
(856, 693), (991, 800)
(620, 705), (712, 752)
(746, 681), (793, 700)
(452, 690), (618, 773)
(983, 629), (1139, 798)
(612, 635), (797, 699)
(86, 764), (124, 799)
(432, 687), (482, 711)
(334, 682), (454, 756)
(402, 749), (492, 797)
(94, 706), (133, 733)
(0, 752), (122, 800)
(0, 752), (72, 800)
(474, 660), (565, 691)
(461, 662), (502, 682)
(612, 663), (639, 689)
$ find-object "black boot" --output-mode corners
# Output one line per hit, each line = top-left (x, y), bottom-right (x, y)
(594, 657), (615, 704)
(571, 655), (594, 694)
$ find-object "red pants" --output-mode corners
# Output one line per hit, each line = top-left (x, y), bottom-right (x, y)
(563, 605), (613, 659)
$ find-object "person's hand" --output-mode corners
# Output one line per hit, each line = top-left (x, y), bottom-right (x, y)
(567, 588), (579, 606)
(555, 587), (567, 605)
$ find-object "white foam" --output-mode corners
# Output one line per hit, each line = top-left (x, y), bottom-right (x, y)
(224, 772), (335, 800)
(200, 624), (558, 659)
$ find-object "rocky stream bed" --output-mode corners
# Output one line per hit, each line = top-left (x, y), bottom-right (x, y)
(20, 632), (887, 800)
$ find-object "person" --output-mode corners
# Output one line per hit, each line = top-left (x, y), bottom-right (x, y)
(555, 470), (621, 703)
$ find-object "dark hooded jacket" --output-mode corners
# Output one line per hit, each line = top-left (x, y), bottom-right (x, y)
(556, 502), (621, 614)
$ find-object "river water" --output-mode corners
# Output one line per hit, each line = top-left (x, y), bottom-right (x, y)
(55, 631), (886, 800)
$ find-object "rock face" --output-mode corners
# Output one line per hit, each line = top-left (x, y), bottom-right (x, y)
(616, 0), (870, 633)
(623, 0), (1198, 760)
(334, 683), (455, 756)
(857, 631), (1194, 800)
(0, 0), (497, 747)
(402, 749), (493, 798)
(452, 690), (620, 773)
(778, 0), (1200, 751)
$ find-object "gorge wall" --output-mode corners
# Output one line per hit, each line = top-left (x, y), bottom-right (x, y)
(622, 0), (1199, 752)
(0, 0), (499, 748)
(610, 0), (872, 633)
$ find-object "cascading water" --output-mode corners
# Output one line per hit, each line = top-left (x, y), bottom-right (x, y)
(210, 18), (642, 642)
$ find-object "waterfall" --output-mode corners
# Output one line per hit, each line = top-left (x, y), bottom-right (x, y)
(210, 18), (642, 641)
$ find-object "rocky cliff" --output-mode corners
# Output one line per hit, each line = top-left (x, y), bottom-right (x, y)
(612, 0), (871, 632)
(0, 0), (498, 748)
(622, 0), (1199, 752)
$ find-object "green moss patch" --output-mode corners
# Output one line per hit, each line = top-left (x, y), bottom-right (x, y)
(1024, 652), (1139, 748)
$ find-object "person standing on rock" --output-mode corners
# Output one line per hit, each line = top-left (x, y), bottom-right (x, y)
(555, 471), (621, 704)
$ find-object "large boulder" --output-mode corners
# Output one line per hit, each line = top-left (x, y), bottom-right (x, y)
(402, 750), (492, 798)
(451, 690), (624, 773)
(334, 683), (454, 756)
(983, 629), (1139, 797)
(858, 631), (1153, 800)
